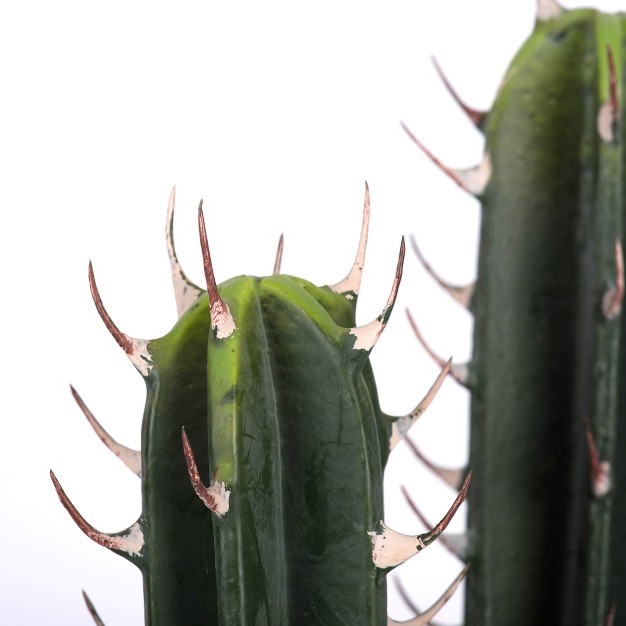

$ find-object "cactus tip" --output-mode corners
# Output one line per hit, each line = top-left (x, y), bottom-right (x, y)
(197, 202), (236, 339)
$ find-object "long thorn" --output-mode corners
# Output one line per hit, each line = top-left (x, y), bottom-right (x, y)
(82, 591), (106, 626)
(197, 202), (236, 338)
(273, 233), (284, 274)
(329, 181), (371, 299)
(404, 435), (464, 490)
(70, 385), (141, 477)
(182, 428), (230, 516)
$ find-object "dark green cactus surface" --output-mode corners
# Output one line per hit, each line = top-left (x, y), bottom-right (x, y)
(52, 187), (470, 625)
(408, 3), (626, 625)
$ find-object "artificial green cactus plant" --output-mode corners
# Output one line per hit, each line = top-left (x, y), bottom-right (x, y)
(404, 1), (626, 624)
(51, 186), (470, 625)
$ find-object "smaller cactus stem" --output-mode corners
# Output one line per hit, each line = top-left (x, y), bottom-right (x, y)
(431, 56), (486, 128)
(410, 234), (475, 309)
(49, 470), (144, 559)
(389, 359), (451, 450)
(197, 201), (236, 339)
(404, 435), (465, 490)
(405, 308), (469, 387)
(349, 237), (405, 351)
(400, 122), (491, 196)
(601, 238), (624, 320)
(329, 181), (371, 298)
(70, 385), (141, 477)
(82, 591), (106, 626)
(181, 427), (230, 517)
(583, 416), (611, 498)
(370, 472), (471, 569)
(88, 262), (153, 376)
(273, 233), (284, 275)
(401, 484), (468, 559)
(390, 564), (470, 626)
(166, 186), (203, 318)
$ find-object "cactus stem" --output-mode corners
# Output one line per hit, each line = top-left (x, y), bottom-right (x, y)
(536, 0), (564, 22)
(82, 590), (106, 626)
(410, 235), (475, 309)
(404, 435), (465, 490)
(431, 56), (486, 129)
(602, 238), (624, 320)
(349, 237), (405, 351)
(273, 233), (284, 275)
(197, 202), (236, 339)
(389, 359), (451, 450)
(400, 485), (468, 559)
(400, 122), (491, 196)
(329, 181), (371, 299)
(49, 470), (144, 558)
(390, 564), (470, 626)
(405, 308), (470, 387)
(70, 385), (141, 477)
(166, 186), (203, 318)
(181, 427), (230, 517)
(583, 416), (611, 497)
(370, 472), (470, 569)
(88, 262), (153, 377)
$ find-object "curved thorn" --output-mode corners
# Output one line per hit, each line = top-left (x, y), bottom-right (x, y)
(50, 470), (144, 558)
(70, 385), (141, 478)
(584, 416), (611, 497)
(389, 360), (451, 450)
(536, 0), (564, 21)
(88, 262), (153, 377)
(349, 237), (404, 351)
(410, 235), (475, 309)
(273, 233), (284, 275)
(406, 309), (469, 387)
(182, 428), (230, 516)
(404, 435), (465, 490)
(166, 187), (204, 318)
(197, 202), (236, 339)
(401, 485), (468, 559)
(389, 565), (470, 626)
(370, 472), (471, 569)
(431, 56), (486, 128)
(602, 239), (624, 320)
(401, 122), (491, 196)
(329, 181), (371, 299)
(597, 48), (620, 143)
(82, 591), (106, 626)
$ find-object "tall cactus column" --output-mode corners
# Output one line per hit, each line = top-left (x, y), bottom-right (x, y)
(406, 4), (626, 625)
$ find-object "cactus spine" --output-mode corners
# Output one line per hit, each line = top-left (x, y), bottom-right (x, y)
(406, 2), (626, 624)
(52, 187), (470, 624)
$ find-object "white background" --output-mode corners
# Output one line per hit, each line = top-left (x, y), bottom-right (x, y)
(1, 1), (622, 624)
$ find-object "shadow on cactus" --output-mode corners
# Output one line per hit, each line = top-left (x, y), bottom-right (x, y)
(403, 1), (626, 625)
(51, 185), (470, 625)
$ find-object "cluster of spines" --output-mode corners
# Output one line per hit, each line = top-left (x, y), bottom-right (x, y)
(52, 185), (472, 624)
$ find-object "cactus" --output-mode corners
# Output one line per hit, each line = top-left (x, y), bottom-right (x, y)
(51, 186), (470, 625)
(404, 1), (626, 624)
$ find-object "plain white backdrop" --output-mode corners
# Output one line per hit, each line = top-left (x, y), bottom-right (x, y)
(2, 1), (623, 623)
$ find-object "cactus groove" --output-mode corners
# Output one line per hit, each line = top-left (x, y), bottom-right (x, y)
(52, 186), (470, 625)
(406, 2), (626, 625)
